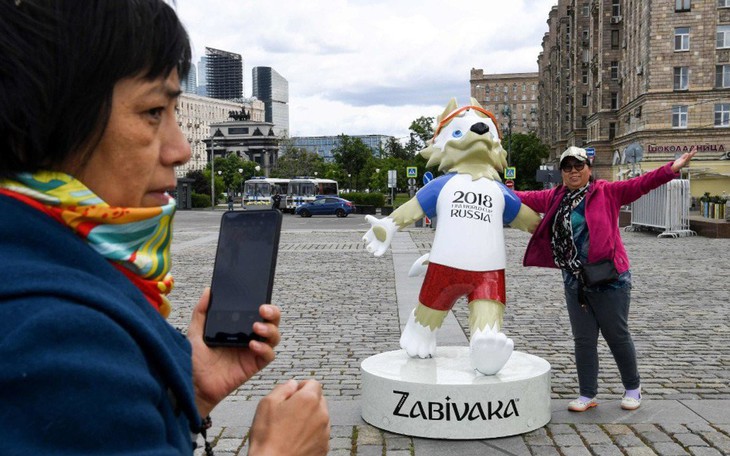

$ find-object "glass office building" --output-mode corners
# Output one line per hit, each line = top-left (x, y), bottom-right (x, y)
(252, 66), (289, 136)
(290, 135), (391, 162)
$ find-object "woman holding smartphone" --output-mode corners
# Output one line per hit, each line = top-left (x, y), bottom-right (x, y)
(0, 1), (329, 454)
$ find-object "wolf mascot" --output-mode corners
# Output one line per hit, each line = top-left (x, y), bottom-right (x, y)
(363, 98), (540, 375)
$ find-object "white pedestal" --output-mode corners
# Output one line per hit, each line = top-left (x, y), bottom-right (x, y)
(361, 347), (551, 439)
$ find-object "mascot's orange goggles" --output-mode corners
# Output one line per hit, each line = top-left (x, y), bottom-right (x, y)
(432, 106), (501, 141)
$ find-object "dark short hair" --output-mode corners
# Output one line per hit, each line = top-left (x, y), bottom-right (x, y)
(0, 0), (191, 178)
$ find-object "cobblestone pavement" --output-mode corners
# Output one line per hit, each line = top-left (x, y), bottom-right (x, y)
(169, 211), (729, 455)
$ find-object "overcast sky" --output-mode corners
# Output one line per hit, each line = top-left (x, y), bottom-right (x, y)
(175, 0), (556, 139)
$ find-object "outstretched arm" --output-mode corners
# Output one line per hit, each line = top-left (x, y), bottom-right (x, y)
(389, 197), (425, 228)
(363, 198), (425, 257)
(509, 203), (541, 233)
(671, 150), (696, 173)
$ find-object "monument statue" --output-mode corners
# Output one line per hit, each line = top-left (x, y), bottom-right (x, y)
(363, 98), (541, 376)
(360, 99), (551, 440)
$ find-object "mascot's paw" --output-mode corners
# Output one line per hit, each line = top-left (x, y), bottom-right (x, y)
(470, 323), (514, 375)
(400, 310), (437, 359)
(408, 253), (430, 277)
(362, 215), (398, 257)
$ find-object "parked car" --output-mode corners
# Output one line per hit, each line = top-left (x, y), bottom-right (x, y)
(295, 196), (354, 217)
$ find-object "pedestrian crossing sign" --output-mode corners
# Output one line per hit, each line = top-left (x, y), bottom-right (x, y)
(505, 167), (516, 179)
(406, 166), (417, 178)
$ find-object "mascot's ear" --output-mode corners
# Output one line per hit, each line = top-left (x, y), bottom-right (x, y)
(470, 97), (485, 109)
(437, 98), (458, 124)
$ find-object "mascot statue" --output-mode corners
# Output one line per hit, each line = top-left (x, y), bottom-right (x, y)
(363, 98), (540, 375)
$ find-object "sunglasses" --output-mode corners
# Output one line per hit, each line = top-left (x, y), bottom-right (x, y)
(561, 162), (586, 172)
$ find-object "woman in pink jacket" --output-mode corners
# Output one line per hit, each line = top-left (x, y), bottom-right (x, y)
(515, 146), (695, 412)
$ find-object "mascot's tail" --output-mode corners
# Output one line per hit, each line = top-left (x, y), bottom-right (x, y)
(408, 253), (430, 277)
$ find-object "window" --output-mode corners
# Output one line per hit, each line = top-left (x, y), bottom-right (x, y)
(582, 69), (589, 84)
(582, 3), (590, 16)
(717, 25), (730, 48)
(611, 30), (620, 49)
(581, 116), (587, 128)
(715, 103), (730, 126)
(610, 92), (619, 110)
(612, 0), (621, 16)
(716, 64), (730, 87)
(610, 61), (619, 79)
(676, 0), (691, 11)
(672, 105), (688, 128)
(609, 122), (616, 139)
(582, 93), (588, 107)
(674, 67), (689, 90)
(675, 27), (690, 51)
(720, 0), (730, 8)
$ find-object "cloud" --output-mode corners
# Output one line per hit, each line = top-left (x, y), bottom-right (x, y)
(175, 0), (556, 137)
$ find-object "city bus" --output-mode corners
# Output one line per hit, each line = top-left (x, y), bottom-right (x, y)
(242, 177), (289, 210)
(286, 177), (339, 212)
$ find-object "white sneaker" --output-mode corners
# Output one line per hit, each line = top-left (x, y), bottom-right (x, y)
(568, 397), (598, 412)
(621, 392), (642, 410)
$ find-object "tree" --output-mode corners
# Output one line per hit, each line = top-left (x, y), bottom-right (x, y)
(213, 154), (257, 194)
(185, 169), (210, 195)
(509, 132), (550, 190)
(383, 136), (410, 160)
(332, 135), (372, 191)
(272, 142), (325, 178)
(404, 116), (435, 156)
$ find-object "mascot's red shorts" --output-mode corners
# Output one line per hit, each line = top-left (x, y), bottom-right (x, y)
(419, 262), (506, 311)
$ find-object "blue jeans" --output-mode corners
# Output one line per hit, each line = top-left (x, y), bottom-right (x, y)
(563, 272), (640, 397)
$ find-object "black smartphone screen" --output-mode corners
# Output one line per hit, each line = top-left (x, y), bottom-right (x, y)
(204, 210), (282, 347)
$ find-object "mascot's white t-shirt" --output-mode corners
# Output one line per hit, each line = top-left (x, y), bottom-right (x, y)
(416, 173), (522, 271)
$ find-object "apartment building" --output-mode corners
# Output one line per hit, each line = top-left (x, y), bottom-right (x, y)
(175, 94), (264, 177)
(470, 69), (540, 137)
(538, 0), (730, 194)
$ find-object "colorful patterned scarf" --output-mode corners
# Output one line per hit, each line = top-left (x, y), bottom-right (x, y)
(551, 183), (590, 277)
(0, 171), (175, 317)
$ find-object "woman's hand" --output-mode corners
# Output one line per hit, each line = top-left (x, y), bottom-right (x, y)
(248, 380), (330, 456)
(187, 288), (281, 417)
(671, 150), (697, 173)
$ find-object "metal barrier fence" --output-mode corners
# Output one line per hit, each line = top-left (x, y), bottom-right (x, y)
(627, 179), (696, 238)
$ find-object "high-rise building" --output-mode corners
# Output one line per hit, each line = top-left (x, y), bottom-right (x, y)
(205, 47), (242, 100)
(537, 0), (730, 196)
(196, 56), (207, 97)
(252, 66), (289, 136)
(181, 63), (197, 94)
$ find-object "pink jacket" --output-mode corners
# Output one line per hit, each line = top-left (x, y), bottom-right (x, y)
(515, 163), (678, 274)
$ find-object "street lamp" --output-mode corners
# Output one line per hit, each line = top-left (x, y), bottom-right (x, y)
(238, 168), (244, 197)
(502, 105), (513, 166)
(209, 129), (225, 210)
(348, 173), (352, 192)
(254, 165), (261, 177)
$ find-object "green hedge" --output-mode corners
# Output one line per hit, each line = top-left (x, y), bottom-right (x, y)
(344, 192), (386, 207)
(191, 193), (211, 208)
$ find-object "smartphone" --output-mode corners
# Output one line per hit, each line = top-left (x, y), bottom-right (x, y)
(204, 209), (282, 347)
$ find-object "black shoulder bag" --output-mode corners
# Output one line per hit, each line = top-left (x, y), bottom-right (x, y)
(580, 258), (619, 286)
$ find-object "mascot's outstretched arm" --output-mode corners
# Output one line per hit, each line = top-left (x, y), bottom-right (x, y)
(510, 204), (541, 234)
(363, 198), (425, 257)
